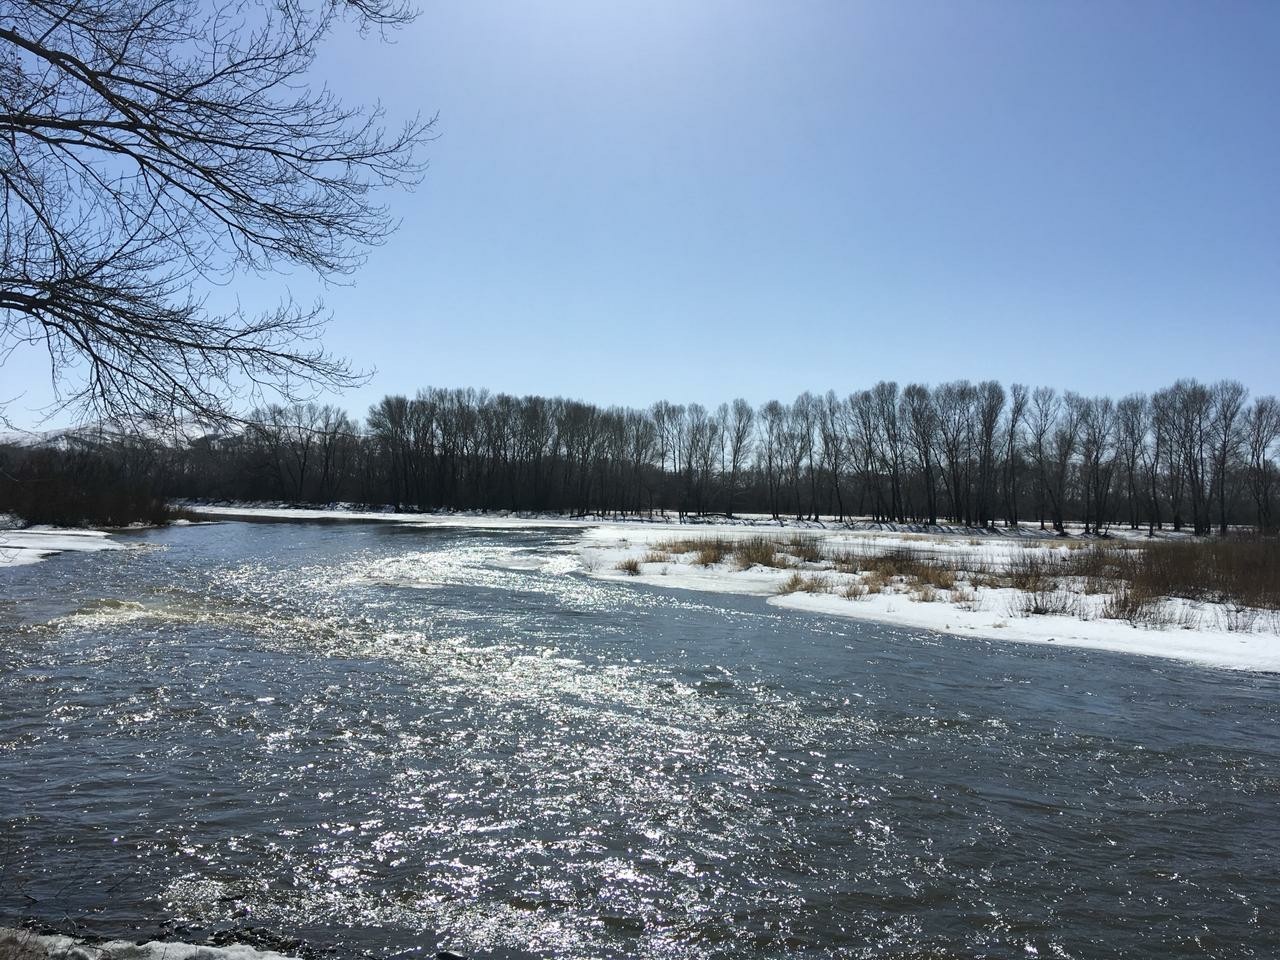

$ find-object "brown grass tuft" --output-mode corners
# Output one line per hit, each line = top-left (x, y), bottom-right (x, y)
(733, 536), (786, 570)
(778, 572), (830, 594)
(616, 556), (642, 576)
(842, 582), (869, 600)
(786, 534), (825, 564)
(1011, 585), (1080, 618)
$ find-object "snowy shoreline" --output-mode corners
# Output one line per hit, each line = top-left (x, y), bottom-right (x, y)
(580, 527), (1280, 673)
(183, 503), (1280, 674)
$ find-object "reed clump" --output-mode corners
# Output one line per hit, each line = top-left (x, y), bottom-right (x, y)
(778, 572), (830, 595)
(1120, 538), (1279, 611)
(1011, 585), (1080, 618)
(786, 534), (825, 564)
(1101, 582), (1168, 626)
(656, 536), (736, 566)
(733, 536), (786, 569)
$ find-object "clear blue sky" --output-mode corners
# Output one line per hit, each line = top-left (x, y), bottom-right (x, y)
(7, 1), (1279, 426)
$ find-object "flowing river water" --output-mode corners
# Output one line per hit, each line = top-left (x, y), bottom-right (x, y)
(1, 520), (1278, 958)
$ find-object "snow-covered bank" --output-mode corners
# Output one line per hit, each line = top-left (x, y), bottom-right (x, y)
(0, 928), (298, 960)
(579, 527), (1280, 673)
(179, 503), (1280, 673)
(0, 525), (123, 569)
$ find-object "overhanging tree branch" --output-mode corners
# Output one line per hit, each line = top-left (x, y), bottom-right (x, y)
(0, 0), (433, 425)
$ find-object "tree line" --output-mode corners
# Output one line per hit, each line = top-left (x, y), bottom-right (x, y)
(150, 378), (1275, 534)
(3, 378), (1277, 534)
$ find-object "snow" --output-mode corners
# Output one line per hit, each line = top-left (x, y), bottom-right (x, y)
(0, 525), (123, 568)
(0, 928), (299, 960)
(771, 591), (1278, 671)
(577, 526), (1280, 674)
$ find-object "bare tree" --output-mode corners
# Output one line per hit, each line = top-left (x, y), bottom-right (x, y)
(1169, 380), (1214, 535)
(973, 380), (1005, 528)
(0, 0), (430, 424)
(366, 395), (412, 510)
(722, 398), (755, 517)
(1243, 396), (1280, 532)
(1116, 394), (1149, 530)
(1079, 396), (1116, 535)
(848, 389), (883, 520)
(650, 400), (683, 515)
(757, 400), (786, 520)
(787, 393), (818, 521)
(815, 391), (847, 521)
(1028, 386), (1059, 530)
(1209, 380), (1248, 535)
(872, 381), (905, 522)
(934, 381), (976, 525)
(901, 383), (938, 525)
(1001, 383), (1029, 527)
(1151, 386), (1182, 530)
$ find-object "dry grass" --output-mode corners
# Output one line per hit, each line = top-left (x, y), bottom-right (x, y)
(651, 531), (1279, 631)
(842, 582), (869, 601)
(1006, 553), (1055, 593)
(778, 572), (831, 595)
(1101, 582), (1169, 627)
(658, 534), (799, 571)
(1220, 603), (1260, 633)
(929, 567), (957, 590)
(910, 583), (940, 603)
(696, 542), (730, 566)
(616, 556), (642, 576)
(861, 570), (890, 594)
(842, 549), (965, 591)
(786, 534), (825, 564)
(1010, 585), (1080, 618)
(1058, 537), (1280, 625)
(1121, 538), (1280, 611)
(656, 536), (740, 567)
(778, 572), (806, 594)
(658, 536), (724, 559)
(951, 583), (979, 610)
(733, 536), (785, 570)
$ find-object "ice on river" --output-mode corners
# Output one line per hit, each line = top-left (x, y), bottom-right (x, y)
(0, 524), (122, 568)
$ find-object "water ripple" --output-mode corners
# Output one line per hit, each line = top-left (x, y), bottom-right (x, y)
(1, 522), (1278, 958)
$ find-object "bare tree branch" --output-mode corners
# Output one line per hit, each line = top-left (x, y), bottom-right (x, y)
(0, 0), (433, 425)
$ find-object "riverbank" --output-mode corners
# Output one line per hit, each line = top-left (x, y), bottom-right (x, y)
(179, 503), (1280, 673)
(579, 526), (1280, 673)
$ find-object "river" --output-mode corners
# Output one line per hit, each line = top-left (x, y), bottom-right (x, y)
(2, 520), (1277, 958)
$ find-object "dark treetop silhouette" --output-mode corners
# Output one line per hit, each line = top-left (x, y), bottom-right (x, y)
(37, 378), (1261, 536)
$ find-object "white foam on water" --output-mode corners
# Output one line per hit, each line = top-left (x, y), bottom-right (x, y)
(0, 928), (299, 960)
